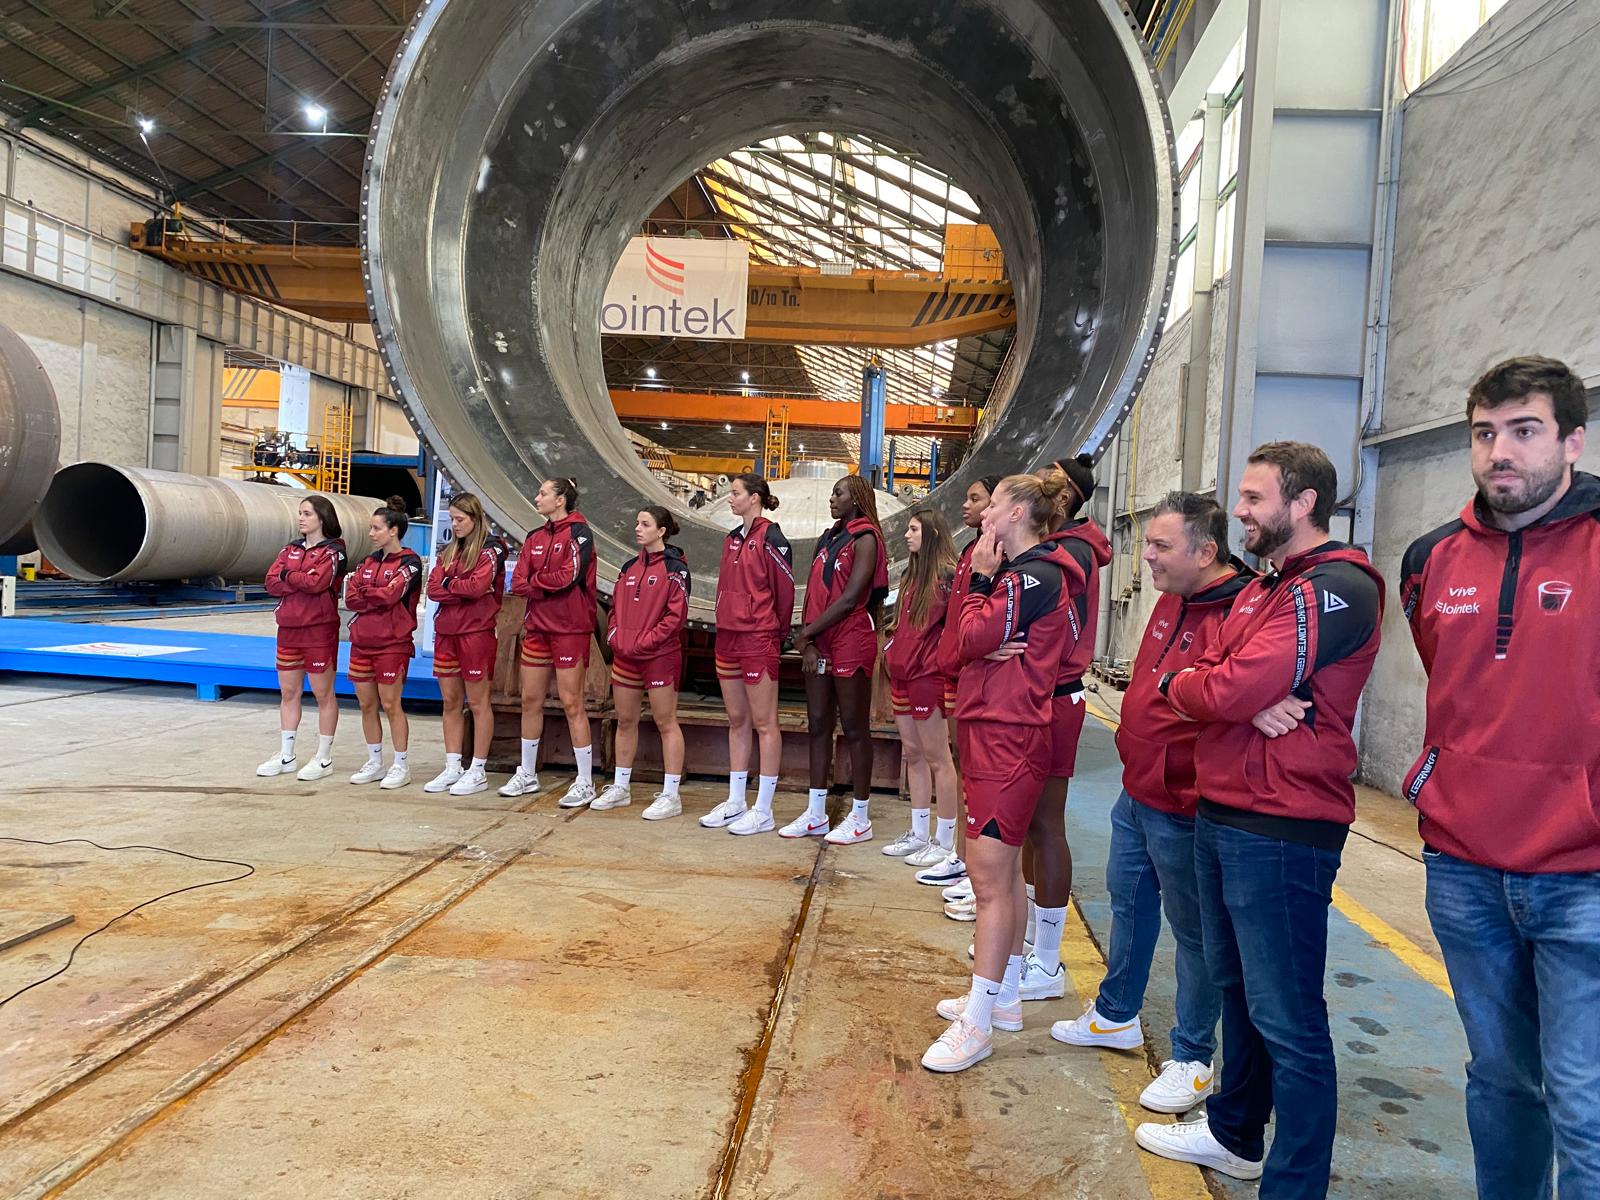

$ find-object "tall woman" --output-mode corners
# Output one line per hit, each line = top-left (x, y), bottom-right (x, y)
(423, 492), (507, 796)
(344, 498), (424, 789)
(882, 505), (960, 867)
(923, 473), (1086, 1073)
(504, 477), (598, 807)
(702, 474), (793, 833)
(601, 506), (690, 819)
(791, 475), (888, 844)
(258, 496), (347, 781)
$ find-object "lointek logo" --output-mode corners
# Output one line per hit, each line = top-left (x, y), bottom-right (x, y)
(644, 241), (685, 296)
(602, 236), (749, 341)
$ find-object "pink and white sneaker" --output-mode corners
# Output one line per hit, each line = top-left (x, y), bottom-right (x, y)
(936, 993), (1023, 1032)
(921, 1016), (993, 1073)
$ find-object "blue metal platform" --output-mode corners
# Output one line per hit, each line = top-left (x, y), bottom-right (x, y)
(0, 618), (442, 703)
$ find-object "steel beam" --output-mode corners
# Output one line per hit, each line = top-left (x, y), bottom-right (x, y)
(611, 390), (978, 435)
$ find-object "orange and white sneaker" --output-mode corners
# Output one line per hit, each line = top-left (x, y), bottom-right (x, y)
(921, 1015), (993, 1073)
(936, 993), (1023, 1032)
(1140, 1059), (1217, 1113)
(1050, 1002), (1144, 1050)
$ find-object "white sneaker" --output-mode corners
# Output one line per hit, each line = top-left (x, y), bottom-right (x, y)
(881, 830), (929, 858)
(1140, 1060), (1217, 1114)
(915, 853), (967, 885)
(1018, 953), (1067, 1001)
(906, 840), (952, 869)
(1133, 1117), (1262, 1180)
(824, 813), (873, 845)
(349, 760), (386, 785)
(423, 763), (464, 793)
(778, 812), (829, 838)
(296, 758), (334, 781)
(936, 993), (1023, 1032)
(921, 1016), (993, 1073)
(498, 767), (540, 798)
(642, 792), (681, 821)
(590, 782), (633, 811)
(728, 809), (775, 836)
(256, 754), (296, 777)
(448, 765), (489, 796)
(943, 896), (978, 922)
(941, 877), (974, 902)
(700, 800), (747, 828)
(379, 763), (411, 790)
(558, 780), (597, 808)
(1050, 1002), (1144, 1050)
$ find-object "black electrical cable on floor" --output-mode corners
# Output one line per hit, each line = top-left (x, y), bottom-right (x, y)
(0, 837), (255, 1009)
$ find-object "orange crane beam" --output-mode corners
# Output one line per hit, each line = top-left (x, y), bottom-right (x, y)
(609, 390), (978, 435)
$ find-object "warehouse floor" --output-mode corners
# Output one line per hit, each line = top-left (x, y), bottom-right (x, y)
(0, 664), (1470, 1198)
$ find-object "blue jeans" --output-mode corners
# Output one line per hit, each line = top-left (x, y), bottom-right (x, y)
(1195, 814), (1341, 1200)
(1095, 791), (1221, 1063)
(1424, 849), (1600, 1200)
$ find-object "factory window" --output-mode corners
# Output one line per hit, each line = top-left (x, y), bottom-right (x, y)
(1401, 0), (1512, 94)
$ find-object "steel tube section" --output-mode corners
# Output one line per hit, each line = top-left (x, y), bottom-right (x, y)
(34, 463), (387, 582)
(0, 322), (63, 556)
(362, 0), (1176, 621)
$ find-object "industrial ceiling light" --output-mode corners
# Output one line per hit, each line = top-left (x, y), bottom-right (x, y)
(723, 423), (732, 432)
(136, 116), (155, 135)
(645, 366), (657, 378)
(740, 370), (750, 382)
(746, 442), (755, 451)
(660, 421), (669, 430)
(303, 102), (328, 126)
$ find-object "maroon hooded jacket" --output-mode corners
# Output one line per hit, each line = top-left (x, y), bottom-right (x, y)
(1401, 471), (1600, 873)
(715, 515), (795, 636)
(1164, 541), (1384, 845)
(265, 536), (348, 636)
(511, 511), (597, 637)
(936, 539), (978, 680)
(1116, 559), (1255, 816)
(1045, 517), (1113, 689)
(885, 569), (954, 685)
(343, 547), (424, 654)
(803, 517), (890, 653)
(608, 545), (691, 661)
(427, 536), (508, 635)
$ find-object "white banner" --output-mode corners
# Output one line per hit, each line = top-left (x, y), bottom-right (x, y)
(601, 236), (749, 340)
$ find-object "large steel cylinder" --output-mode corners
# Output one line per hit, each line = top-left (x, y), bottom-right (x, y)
(0, 322), (63, 556)
(35, 463), (388, 582)
(363, 0), (1175, 621)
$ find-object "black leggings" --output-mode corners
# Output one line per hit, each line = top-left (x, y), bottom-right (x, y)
(805, 668), (874, 799)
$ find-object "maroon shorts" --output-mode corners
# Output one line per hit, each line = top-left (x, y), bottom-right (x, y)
(520, 630), (591, 671)
(276, 629), (337, 675)
(433, 630), (497, 682)
(817, 623), (877, 677)
(1047, 688), (1089, 778)
(348, 647), (412, 686)
(891, 675), (947, 721)
(716, 630), (780, 685)
(958, 720), (1048, 846)
(612, 652), (681, 692)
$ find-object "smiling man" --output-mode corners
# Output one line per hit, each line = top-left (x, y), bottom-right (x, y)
(1399, 356), (1598, 1200)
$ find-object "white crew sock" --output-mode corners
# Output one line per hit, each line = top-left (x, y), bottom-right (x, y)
(521, 739), (540, 775)
(1034, 906), (1069, 973)
(911, 808), (930, 841)
(965, 974), (1002, 1034)
(807, 788), (828, 819)
(728, 771), (749, 808)
(575, 745), (593, 786)
(755, 775), (778, 816)
(998, 954), (1025, 1007)
(316, 734), (334, 763)
(279, 730), (297, 760)
(662, 773), (682, 798)
(851, 797), (870, 822)
(445, 752), (463, 769)
(366, 743), (383, 766)
(1026, 896), (1038, 946)
(935, 816), (957, 849)
(394, 751), (408, 768)
(614, 765), (633, 789)
(469, 756), (487, 772)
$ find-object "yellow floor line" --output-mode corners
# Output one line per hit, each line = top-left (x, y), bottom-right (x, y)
(1330, 884), (1454, 999)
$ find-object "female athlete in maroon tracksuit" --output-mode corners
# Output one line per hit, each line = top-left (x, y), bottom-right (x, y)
(343, 498), (424, 790)
(258, 495), (348, 781)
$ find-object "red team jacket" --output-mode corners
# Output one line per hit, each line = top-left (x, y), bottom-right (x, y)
(265, 537), (348, 636)
(936, 540), (979, 680)
(1401, 471), (1600, 873)
(1165, 542), (1384, 844)
(511, 511), (597, 637)
(427, 537), (508, 635)
(1045, 517), (1113, 690)
(607, 545), (691, 660)
(715, 516), (795, 636)
(884, 571), (954, 685)
(803, 517), (890, 653)
(343, 547), (425, 653)
(1115, 561), (1254, 816)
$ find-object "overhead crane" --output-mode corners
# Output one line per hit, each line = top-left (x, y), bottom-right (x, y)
(608, 390), (978, 435)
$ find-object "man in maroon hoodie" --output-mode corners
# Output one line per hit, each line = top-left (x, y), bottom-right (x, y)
(1399, 355), (1597, 1200)
(1137, 442), (1384, 1200)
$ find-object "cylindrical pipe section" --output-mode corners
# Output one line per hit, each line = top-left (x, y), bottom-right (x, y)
(35, 463), (388, 582)
(0, 322), (63, 556)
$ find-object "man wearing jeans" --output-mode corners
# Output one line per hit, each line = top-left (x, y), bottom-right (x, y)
(1399, 355), (1598, 1199)
(1050, 492), (1250, 1114)
(1138, 442), (1384, 1200)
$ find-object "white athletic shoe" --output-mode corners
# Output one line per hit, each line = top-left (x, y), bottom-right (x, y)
(944, 896), (978, 922)
(778, 812), (830, 838)
(921, 1016), (993, 1073)
(498, 767), (540, 798)
(941, 877), (974, 902)
(1050, 1002), (1144, 1050)
(906, 840), (952, 869)
(1140, 1060), (1217, 1114)
(296, 758), (334, 782)
(915, 853), (967, 886)
(379, 763), (411, 790)
(824, 813), (873, 845)
(881, 830), (929, 858)
(728, 809), (775, 836)
(1133, 1117), (1262, 1180)
(448, 765), (489, 796)
(699, 800), (748, 828)
(589, 782), (633, 811)
(1018, 953), (1067, 1001)
(558, 780), (597, 809)
(423, 763), (464, 793)
(256, 754), (297, 778)
(936, 993), (1023, 1032)
(349, 760), (386, 785)
(641, 792), (681, 821)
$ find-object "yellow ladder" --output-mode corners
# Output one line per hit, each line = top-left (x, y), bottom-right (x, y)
(763, 404), (791, 480)
(317, 401), (354, 494)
